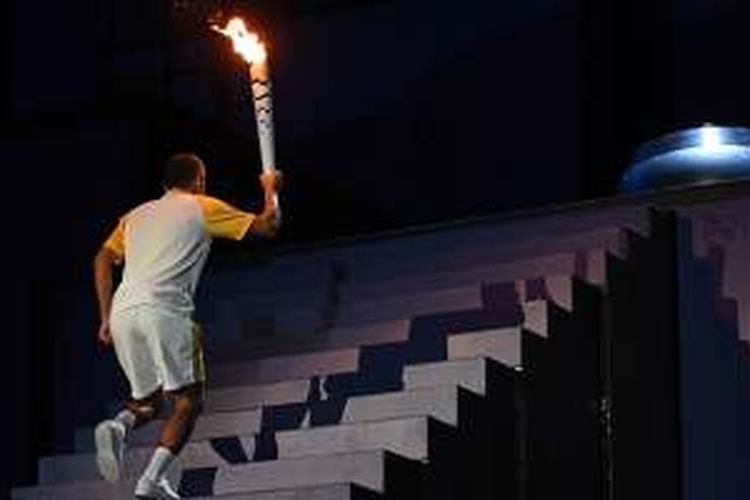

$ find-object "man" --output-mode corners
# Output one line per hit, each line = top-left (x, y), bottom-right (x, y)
(93, 153), (282, 499)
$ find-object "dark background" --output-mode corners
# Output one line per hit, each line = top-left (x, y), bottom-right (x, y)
(2, 0), (750, 496)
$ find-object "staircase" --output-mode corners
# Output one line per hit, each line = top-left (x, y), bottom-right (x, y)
(12, 184), (750, 499)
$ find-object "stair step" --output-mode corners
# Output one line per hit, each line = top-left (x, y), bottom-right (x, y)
(77, 321), (531, 451)
(75, 385), (465, 453)
(209, 347), (360, 388)
(201, 322), (530, 413)
(334, 226), (628, 287)
(206, 319), (413, 363)
(16, 450), (416, 499)
(214, 284), (484, 341)
(405, 357), (506, 395)
(203, 222), (634, 300)
(208, 267), (576, 359)
(341, 251), (597, 302)
(448, 327), (524, 364)
(208, 294), (555, 389)
(76, 303), (543, 452)
(208, 450), (415, 497)
(206, 378), (321, 413)
(46, 417), (438, 485)
(206, 266), (565, 363)
(188, 483), (383, 500)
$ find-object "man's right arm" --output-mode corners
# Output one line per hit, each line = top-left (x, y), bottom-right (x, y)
(200, 170), (283, 241)
(248, 172), (282, 238)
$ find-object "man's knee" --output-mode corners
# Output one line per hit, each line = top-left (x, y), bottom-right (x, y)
(174, 394), (203, 418)
(170, 384), (204, 419)
(127, 389), (165, 422)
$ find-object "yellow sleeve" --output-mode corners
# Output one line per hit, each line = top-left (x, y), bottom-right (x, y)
(196, 195), (256, 240)
(103, 220), (125, 260)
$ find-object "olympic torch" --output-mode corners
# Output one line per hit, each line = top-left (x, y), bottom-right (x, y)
(213, 18), (280, 213)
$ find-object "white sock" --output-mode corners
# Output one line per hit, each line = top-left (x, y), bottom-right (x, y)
(114, 409), (136, 434)
(141, 446), (175, 481)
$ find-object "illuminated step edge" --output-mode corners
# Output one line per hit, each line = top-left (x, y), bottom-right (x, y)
(73, 384), (466, 455)
(14, 483), (382, 500)
(75, 325), (532, 452)
(44, 417), (434, 485)
(208, 347), (361, 388)
(209, 267), (583, 359)
(209, 299), (548, 389)
(202, 322), (533, 414)
(15, 450), (411, 500)
(189, 483), (383, 500)
(214, 284), (484, 339)
(205, 222), (633, 299)
(207, 280), (559, 364)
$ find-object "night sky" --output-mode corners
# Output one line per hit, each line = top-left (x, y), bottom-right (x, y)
(3, 0), (750, 496)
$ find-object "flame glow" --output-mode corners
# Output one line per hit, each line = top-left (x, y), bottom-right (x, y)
(212, 17), (267, 65)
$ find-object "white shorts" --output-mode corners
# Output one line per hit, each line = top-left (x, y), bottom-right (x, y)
(110, 305), (205, 400)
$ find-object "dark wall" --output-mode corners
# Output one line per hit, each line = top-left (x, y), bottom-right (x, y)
(673, 0), (750, 125)
(579, 0), (676, 195)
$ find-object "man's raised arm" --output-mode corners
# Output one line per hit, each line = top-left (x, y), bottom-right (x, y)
(248, 170), (282, 238)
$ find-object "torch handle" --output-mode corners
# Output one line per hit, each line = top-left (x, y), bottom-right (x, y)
(250, 63), (276, 173)
(250, 62), (280, 220)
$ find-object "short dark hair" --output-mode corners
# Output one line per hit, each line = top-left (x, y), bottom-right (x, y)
(163, 153), (204, 190)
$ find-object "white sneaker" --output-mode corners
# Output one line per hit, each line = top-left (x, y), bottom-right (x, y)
(94, 420), (126, 483)
(135, 476), (181, 499)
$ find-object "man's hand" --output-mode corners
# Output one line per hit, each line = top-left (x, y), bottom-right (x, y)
(249, 170), (283, 238)
(260, 170), (283, 194)
(98, 321), (113, 347)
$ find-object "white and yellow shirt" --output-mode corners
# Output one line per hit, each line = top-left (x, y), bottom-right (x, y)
(104, 190), (255, 316)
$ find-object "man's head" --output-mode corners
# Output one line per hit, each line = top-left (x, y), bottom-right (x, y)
(163, 153), (207, 194)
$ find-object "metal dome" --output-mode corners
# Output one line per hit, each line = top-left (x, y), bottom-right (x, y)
(620, 125), (750, 193)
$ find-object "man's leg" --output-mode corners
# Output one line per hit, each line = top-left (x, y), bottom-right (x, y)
(159, 383), (205, 451)
(95, 390), (164, 483)
(135, 382), (204, 499)
(97, 306), (164, 484)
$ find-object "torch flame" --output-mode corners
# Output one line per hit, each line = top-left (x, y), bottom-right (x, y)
(212, 17), (267, 65)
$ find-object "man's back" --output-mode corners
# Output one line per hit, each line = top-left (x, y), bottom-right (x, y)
(110, 191), (254, 316)
(113, 191), (210, 315)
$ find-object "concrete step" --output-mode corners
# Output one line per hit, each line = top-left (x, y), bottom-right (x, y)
(15, 450), (418, 499)
(206, 258), (582, 354)
(212, 283), (485, 342)
(75, 384), (466, 453)
(340, 250), (605, 303)
(212, 251), (582, 323)
(206, 301), (541, 367)
(448, 327), (523, 365)
(207, 293), (556, 388)
(333, 285), (483, 326)
(404, 357), (506, 396)
(332, 226), (630, 288)
(206, 377), (324, 413)
(75, 407), (264, 453)
(189, 483), (382, 500)
(209, 347), (361, 388)
(202, 217), (639, 301)
(206, 279), (556, 364)
(201, 321), (533, 413)
(45, 417), (439, 485)
(75, 321), (537, 452)
(205, 319), (413, 364)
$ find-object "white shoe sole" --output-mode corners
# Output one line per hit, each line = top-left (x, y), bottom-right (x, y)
(135, 479), (181, 499)
(94, 423), (121, 483)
